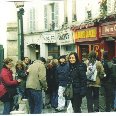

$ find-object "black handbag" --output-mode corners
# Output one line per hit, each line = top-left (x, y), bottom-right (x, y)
(63, 84), (73, 100)
(6, 86), (17, 97)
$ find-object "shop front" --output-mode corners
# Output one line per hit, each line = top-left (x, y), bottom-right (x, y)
(73, 26), (101, 61)
(56, 29), (75, 56)
(41, 32), (59, 59)
(100, 21), (116, 59)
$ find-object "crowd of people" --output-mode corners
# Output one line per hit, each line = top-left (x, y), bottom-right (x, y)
(0, 51), (116, 114)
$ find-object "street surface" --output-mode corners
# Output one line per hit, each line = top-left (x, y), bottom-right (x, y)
(0, 96), (115, 114)
(0, 97), (87, 114)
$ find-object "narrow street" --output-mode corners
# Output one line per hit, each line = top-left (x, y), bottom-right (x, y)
(0, 97), (87, 114)
(0, 96), (115, 114)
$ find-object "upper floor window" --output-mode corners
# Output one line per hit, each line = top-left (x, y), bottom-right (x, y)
(44, 3), (59, 31)
(29, 8), (35, 33)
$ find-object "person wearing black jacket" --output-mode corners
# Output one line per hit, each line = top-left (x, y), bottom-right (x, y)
(55, 55), (70, 112)
(101, 51), (114, 112)
(68, 52), (87, 113)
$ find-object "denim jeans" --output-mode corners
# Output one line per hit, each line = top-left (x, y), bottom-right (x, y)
(27, 88), (43, 114)
(51, 90), (58, 108)
(1, 93), (14, 115)
(17, 86), (25, 96)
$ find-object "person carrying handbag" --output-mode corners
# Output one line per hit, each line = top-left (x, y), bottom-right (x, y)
(0, 58), (21, 115)
(67, 52), (87, 113)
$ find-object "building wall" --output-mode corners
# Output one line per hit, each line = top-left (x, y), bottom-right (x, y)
(7, 22), (18, 63)
(7, 0), (114, 60)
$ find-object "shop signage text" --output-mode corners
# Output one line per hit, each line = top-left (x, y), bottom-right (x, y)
(101, 23), (116, 37)
(57, 29), (74, 45)
(41, 33), (56, 43)
(58, 33), (69, 40)
(73, 27), (98, 42)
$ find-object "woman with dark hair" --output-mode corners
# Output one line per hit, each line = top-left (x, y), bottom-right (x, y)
(68, 52), (87, 113)
(0, 58), (21, 114)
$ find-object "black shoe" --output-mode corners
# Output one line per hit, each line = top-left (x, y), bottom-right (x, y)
(55, 108), (65, 112)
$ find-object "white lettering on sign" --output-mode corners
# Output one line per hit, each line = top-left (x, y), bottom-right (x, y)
(104, 24), (116, 33)
(42, 33), (56, 43)
(105, 26), (109, 32)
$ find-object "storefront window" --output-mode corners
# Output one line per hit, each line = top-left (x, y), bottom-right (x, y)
(65, 45), (75, 51)
(48, 44), (60, 58)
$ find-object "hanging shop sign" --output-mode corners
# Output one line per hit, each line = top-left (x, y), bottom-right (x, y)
(41, 32), (56, 43)
(73, 27), (98, 42)
(57, 29), (74, 45)
(100, 22), (116, 37)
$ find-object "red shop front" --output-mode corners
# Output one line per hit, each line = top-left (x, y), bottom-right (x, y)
(99, 21), (116, 59)
(73, 26), (102, 61)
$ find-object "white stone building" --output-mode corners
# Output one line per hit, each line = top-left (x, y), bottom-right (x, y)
(7, 0), (115, 61)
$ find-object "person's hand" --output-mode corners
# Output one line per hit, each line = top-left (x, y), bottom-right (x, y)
(17, 79), (22, 83)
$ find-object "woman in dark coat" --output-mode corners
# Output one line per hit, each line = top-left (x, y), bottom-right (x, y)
(0, 58), (21, 114)
(68, 52), (87, 113)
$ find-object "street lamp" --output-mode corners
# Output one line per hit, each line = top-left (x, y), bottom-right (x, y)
(14, 1), (24, 60)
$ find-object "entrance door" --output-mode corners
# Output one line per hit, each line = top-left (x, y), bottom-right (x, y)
(80, 45), (89, 61)
(107, 41), (115, 60)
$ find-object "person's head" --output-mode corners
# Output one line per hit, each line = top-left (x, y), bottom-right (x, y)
(103, 51), (108, 60)
(52, 59), (58, 66)
(39, 57), (46, 64)
(23, 57), (30, 65)
(15, 60), (24, 70)
(68, 52), (79, 64)
(58, 55), (66, 64)
(47, 56), (53, 63)
(112, 57), (116, 64)
(88, 51), (96, 63)
(3, 58), (13, 69)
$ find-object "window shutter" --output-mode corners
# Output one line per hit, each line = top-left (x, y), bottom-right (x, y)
(29, 8), (35, 32)
(44, 5), (48, 30)
(54, 3), (59, 29)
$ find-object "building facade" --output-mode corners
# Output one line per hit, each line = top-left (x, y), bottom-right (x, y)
(7, 0), (116, 61)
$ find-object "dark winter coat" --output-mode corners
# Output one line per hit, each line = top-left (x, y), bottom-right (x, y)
(56, 62), (69, 87)
(15, 69), (27, 88)
(46, 65), (58, 93)
(101, 59), (113, 83)
(68, 62), (87, 96)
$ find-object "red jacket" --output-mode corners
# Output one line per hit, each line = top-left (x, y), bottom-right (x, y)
(0, 67), (18, 86)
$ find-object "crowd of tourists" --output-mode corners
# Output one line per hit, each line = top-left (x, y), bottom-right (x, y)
(0, 51), (116, 114)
